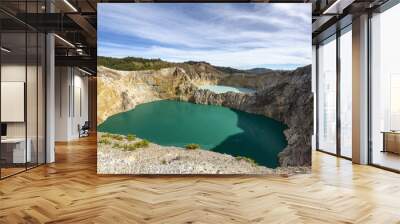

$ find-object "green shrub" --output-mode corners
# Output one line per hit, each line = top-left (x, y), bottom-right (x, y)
(124, 144), (137, 151)
(134, 140), (150, 148)
(98, 138), (111, 145)
(235, 156), (258, 166)
(126, 134), (136, 141)
(101, 133), (125, 141)
(113, 143), (136, 151)
(113, 143), (123, 148)
(111, 135), (124, 141)
(185, 143), (200, 150)
(101, 133), (112, 138)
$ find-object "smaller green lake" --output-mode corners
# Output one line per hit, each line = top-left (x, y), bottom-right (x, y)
(199, 85), (256, 94)
(98, 100), (288, 168)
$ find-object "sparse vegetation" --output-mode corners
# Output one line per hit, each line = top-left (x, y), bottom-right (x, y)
(123, 144), (137, 151)
(235, 156), (258, 166)
(134, 140), (150, 148)
(113, 142), (136, 151)
(185, 143), (200, 150)
(101, 133), (113, 138)
(101, 133), (124, 140)
(100, 132), (150, 151)
(112, 142), (123, 149)
(98, 56), (173, 71)
(111, 135), (124, 141)
(126, 134), (136, 141)
(98, 138), (112, 145)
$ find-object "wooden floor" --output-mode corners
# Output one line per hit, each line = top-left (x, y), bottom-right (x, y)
(1, 135), (400, 224)
(0, 167), (26, 178)
(372, 150), (400, 171)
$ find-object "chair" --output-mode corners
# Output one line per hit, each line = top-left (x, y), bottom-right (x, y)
(79, 121), (90, 138)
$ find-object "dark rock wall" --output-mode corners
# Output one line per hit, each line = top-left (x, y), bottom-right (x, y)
(190, 65), (313, 167)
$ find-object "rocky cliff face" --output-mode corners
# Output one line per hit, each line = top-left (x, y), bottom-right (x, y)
(191, 66), (312, 166)
(98, 63), (227, 122)
(98, 63), (312, 167)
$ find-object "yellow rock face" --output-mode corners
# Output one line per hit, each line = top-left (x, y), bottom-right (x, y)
(97, 66), (220, 124)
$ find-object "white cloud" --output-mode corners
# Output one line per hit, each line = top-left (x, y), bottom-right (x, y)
(98, 3), (311, 69)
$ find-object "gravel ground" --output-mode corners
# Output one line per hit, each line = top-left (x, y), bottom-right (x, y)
(97, 133), (310, 175)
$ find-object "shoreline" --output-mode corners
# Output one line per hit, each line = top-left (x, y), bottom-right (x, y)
(97, 133), (310, 175)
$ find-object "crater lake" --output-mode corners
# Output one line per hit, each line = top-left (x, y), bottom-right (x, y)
(98, 100), (288, 168)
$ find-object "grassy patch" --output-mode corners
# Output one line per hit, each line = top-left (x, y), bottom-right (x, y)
(98, 138), (112, 145)
(111, 135), (124, 141)
(101, 133), (124, 141)
(101, 133), (112, 138)
(123, 144), (137, 151)
(235, 156), (258, 166)
(185, 143), (200, 150)
(134, 140), (150, 148)
(126, 134), (136, 141)
(112, 142), (123, 148)
(100, 133), (150, 150)
(113, 142), (136, 151)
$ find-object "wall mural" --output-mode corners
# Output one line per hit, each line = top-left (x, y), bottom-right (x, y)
(97, 3), (312, 175)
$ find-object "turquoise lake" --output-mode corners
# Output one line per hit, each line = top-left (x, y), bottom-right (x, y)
(199, 85), (256, 94)
(98, 100), (288, 168)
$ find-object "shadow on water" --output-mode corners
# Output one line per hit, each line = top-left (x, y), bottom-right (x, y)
(211, 109), (288, 168)
(98, 100), (288, 168)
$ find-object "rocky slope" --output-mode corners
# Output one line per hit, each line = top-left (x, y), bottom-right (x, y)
(97, 133), (310, 175)
(97, 61), (312, 167)
(191, 66), (313, 166)
(97, 63), (224, 123)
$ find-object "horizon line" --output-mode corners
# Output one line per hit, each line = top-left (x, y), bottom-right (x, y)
(97, 55), (308, 71)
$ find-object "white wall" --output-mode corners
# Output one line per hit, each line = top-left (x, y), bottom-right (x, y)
(1, 62), (46, 164)
(1, 82), (25, 122)
(55, 66), (70, 141)
(55, 67), (89, 141)
(73, 73), (89, 137)
(1, 64), (27, 139)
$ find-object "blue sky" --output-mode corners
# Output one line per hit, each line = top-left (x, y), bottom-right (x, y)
(98, 3), (311, 70)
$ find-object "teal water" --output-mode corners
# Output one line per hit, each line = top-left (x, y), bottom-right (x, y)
(98, 100), (287, 168)
(199, 85), (256, 94)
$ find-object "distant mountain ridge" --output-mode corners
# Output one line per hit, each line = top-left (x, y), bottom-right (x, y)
(97, 56), (174, 71)
(98, 56), (290, 75)
(245, 68), (273, 74)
